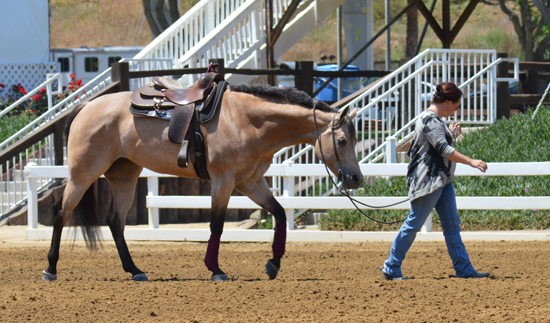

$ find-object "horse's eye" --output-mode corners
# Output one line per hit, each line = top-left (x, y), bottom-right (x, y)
(338, 138), (347, 145)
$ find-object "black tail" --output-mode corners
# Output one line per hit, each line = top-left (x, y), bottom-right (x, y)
(56, 101), (101, 250)
(55, 183), (102, 250)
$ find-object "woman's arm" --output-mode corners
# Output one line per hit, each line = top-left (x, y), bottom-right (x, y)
(448, 151), (487, 172)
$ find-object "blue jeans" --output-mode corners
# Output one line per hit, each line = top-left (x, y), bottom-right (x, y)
(383, 183), (477, 278)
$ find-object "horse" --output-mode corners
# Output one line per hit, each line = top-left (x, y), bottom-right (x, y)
(42, 83), (364, 282)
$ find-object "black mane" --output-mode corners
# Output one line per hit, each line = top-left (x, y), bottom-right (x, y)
(229, 83), (337, 113)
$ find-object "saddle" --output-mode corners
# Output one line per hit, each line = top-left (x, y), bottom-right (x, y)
(129, 72), (227, 179)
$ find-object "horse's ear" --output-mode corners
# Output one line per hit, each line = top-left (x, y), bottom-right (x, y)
(335, 106), (350, 125)
(348, 106), (358, 120)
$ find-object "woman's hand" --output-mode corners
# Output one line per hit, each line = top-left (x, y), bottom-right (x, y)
(470, 159), (488, 173)
(450, 121), (461, 138)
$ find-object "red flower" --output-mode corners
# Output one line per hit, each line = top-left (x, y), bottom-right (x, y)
(62, 86), (67, 90)
(70, 74), (75, 79)
(32, 109), (37, 113)
(33, 93), (42, 101)
(69, 81), (74, 85)
(68, 86), (74, 90)
(20, 88), (27, 94)
(0, 83), (5, 88)
(76, 79), (82, 87)
(40, 88), (46, 93)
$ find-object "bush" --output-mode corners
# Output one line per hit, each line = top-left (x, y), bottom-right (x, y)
(319, 106), (550, 231)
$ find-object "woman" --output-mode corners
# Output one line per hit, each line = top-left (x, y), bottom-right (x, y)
(381, 82), (489, 280)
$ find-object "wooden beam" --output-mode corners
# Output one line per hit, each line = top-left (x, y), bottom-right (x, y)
(442, 0), (451, 47)
(270, 0), (301, 47)
(510, 94), (550, 104)
(410, 0), (445, 43)
(449, 0), (481, 44)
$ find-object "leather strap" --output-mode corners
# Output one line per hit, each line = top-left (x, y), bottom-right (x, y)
(168, 104), (194, 144)
(191, 107), (210, 180)
(177, 140), (189, 168)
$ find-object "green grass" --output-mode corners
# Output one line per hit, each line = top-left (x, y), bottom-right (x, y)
(0, 113), (37, 143)
(319, 106), (550, 231)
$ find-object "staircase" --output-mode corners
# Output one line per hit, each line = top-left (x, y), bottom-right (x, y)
(0, 0), (351, 221)
(133, 0), (348, 85)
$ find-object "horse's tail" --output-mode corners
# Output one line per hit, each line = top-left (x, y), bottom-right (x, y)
(55, 101), (102, 250)
(65, 102), (87, 145)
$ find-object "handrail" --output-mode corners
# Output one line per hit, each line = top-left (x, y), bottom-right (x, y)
(0, 73), (62, 118)
(176, 0), (263, 67)
(0, 68), (112, 153)
(134, 0), (257, 62)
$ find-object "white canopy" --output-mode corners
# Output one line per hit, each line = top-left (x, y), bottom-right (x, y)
(0, 0), (49, 63)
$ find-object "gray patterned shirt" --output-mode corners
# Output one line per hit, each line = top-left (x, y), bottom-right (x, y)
(407, 110), (456, 202)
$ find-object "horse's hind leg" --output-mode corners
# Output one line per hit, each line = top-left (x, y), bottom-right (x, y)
(44, 178), (98, 281)
(236, 178), (287, 280)
(103, 158), (147, 281)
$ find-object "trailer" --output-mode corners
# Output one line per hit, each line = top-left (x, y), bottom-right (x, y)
(50, 46), (144, 86)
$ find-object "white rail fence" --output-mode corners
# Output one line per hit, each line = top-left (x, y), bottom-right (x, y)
(24, 162), (550, 241)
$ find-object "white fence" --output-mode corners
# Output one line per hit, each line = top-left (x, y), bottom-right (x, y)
(0, 63), (58, 99)
(24, 162), (550, 241)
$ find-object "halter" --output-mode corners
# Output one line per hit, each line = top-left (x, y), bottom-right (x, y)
(312, 102), (408, 225)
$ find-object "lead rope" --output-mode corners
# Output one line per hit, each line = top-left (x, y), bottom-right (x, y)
(532, 81), (550, 120)
(312, 104), (408, 225)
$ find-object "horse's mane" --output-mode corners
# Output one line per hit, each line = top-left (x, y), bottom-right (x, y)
(229, 83), (337, 113)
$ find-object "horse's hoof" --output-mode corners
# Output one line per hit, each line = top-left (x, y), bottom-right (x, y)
(266, 259), (279, 280)
(42, 270), (57, 281)
(132, 273), (149, 281)
(211, 274), (228, 282)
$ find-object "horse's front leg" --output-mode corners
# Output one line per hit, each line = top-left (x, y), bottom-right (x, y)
(236, 178), (286, 280)
(206, 178), (235, 281)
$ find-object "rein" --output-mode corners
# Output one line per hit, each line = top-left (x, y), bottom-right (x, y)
(312, 104), (409, 225)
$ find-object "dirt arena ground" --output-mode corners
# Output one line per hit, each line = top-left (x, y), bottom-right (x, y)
(1, 229), (550, 322)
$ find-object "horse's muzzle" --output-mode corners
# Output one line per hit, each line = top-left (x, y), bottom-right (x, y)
(339, 172), (364, 190)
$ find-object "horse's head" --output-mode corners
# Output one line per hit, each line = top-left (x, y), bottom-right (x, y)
(314, 106), (364, 190)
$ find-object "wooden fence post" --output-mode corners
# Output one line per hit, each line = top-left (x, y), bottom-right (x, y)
(294, 61), (314, 97)
(111, 62), (130, 92)
(208, 58), (225, 77)
(52, 121), (65, 166)
(496, 53), (510, 119)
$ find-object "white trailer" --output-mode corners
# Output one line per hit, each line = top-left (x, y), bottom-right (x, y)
(50, 46), (144, 86)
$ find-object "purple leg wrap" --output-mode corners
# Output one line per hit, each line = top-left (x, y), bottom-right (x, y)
(204, 236), (221, 271)
(272, 222), (287, 258)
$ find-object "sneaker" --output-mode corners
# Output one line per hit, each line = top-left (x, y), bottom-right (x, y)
(380, 267), (409, 281)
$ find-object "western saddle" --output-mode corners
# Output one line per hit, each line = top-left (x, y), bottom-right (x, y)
(129, 71), (227, 180)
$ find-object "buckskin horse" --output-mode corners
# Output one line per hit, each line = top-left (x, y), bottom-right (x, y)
(42, 79), (363, 282)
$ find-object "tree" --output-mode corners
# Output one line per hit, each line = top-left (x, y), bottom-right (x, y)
(485, 0), (550, 61)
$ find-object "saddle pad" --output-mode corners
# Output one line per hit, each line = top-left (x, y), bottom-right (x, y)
(129, 105), (174, 120)
(199, 81), (227, 124)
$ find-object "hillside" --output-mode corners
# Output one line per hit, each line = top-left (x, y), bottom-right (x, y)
(49, 0), (522, 63)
